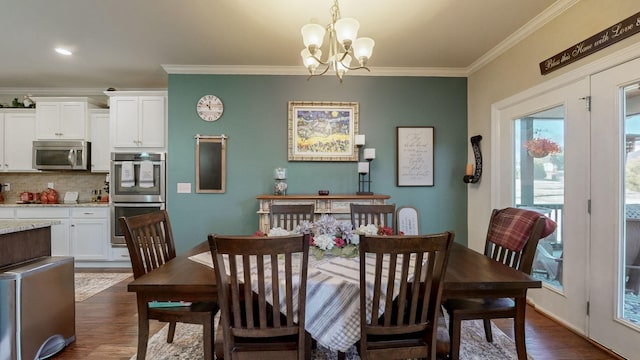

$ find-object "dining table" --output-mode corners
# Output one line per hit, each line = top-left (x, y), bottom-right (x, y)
(128, 241), (541, 360)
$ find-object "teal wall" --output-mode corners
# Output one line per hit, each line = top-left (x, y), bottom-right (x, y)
(167, 74), (468, 253)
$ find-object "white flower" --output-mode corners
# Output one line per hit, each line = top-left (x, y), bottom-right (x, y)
(356, 224), (378, 236)
(268, 227), (291, 236)
(350, 234), (360, 245)
(313, 234), (335, 251)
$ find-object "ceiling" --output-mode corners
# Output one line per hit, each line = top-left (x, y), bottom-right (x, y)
(0, 0), (570, 93)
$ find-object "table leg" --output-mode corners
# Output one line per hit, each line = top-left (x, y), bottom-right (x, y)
(514, 297), (528, 360)
(136, 294), (150, 360)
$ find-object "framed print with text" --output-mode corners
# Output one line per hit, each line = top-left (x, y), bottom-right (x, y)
(396, 126), (434, 186)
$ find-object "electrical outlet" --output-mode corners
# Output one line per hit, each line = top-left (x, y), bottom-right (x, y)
(48, 182), (54, 189)
(3, 183), (9, 192)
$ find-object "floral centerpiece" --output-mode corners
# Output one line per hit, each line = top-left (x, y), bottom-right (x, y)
(257, 215), (398, 259)
(523, 138), (561, 158)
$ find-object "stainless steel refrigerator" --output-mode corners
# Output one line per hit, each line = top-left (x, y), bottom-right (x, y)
(0, 256), (75, 360)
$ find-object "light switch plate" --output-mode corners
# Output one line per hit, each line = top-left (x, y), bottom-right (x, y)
(177, 183), (191, 193)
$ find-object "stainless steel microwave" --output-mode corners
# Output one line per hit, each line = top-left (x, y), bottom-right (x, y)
(32, 140), (91, 170)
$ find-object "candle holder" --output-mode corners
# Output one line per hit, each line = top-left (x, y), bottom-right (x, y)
(274, 167), (288, 195)
(356, 143), (375, 195)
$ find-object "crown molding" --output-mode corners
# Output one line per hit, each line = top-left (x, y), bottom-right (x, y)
(466, 0), (579, 75)
(162, 64), (468, 78)
(0, 87), (167, 96)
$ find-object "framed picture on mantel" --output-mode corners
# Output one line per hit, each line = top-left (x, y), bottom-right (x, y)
(288, 101), (359, 161)
(396, 126), (434, 186)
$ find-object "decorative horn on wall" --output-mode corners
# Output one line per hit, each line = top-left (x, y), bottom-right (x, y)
(463, 135), (483, 184)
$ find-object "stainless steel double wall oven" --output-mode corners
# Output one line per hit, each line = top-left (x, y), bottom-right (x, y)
(110, 152), (166, 246)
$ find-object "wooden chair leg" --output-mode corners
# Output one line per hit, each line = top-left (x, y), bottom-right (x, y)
(514, 299), (528, 360)
(166, 321), (177, 343)
(483, 319), (493, 342)
(449, 313), (461, 360)
(215, 320), (224, 360)
(136, 299), (150, 360)
(203, 314), (213, 360)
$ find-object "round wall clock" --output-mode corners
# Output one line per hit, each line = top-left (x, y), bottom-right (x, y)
(196, 95), (224, 121)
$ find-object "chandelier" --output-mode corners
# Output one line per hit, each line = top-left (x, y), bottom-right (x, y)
(300, 0), (375, 81)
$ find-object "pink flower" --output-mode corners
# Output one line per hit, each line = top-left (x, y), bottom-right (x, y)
(309, 235), (315, 246)
(254, 230), (265, 237)
(334, 237), (345, 248)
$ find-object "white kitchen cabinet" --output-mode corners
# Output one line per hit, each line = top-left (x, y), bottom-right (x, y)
(32, 97), (103, 140)
(15, 207), (71, 257)
(70, 208), (109, 261)
(1, 110), (37, 172)
(90, 109), (110, 172)
(107, 91), (166, 149)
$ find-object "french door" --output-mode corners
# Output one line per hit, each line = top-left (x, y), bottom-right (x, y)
(494, 77), (590, 334)
(590, 57), (640, 359)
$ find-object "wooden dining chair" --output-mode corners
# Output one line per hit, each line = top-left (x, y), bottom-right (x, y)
(119, 210), (219, 360)
(208, 233), (311, 360)
(442, 207), (555, 360)
(269, 204), (315, 231)
(350, 203), (396, 232)
(358, 232), (454, 360)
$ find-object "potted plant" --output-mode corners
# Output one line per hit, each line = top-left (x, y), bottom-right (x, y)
(524, 138), (561, 158)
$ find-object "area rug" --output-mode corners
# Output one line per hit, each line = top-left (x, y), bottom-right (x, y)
(130, 313), (532, 360)
(74, 272), (132, 302)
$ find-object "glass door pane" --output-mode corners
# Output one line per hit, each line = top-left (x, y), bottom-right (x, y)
(513, 105), (564, 290)
(623, 82), (640, 325)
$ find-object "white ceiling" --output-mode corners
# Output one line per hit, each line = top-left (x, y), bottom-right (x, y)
(0, 0), (571, 92)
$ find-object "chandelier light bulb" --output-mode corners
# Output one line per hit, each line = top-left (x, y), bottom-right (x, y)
(353, 37), (375, 66)
(301, 48), (322, 73)
(301, 23), (326, 51)
(334, 18), (359, 49)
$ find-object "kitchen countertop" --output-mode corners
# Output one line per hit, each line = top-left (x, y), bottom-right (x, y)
(0, 202), (109, 208)
(0, 220), (62, 235)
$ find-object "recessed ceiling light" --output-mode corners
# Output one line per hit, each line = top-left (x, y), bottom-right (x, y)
(54, 48), (72, 56)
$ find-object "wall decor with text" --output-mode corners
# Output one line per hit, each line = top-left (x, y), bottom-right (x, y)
(396, 126), (434, 187)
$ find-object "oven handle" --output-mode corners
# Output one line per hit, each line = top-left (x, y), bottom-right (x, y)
(112, 202), (165, 209)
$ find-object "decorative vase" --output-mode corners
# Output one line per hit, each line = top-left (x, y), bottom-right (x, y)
(274, 180), (287, 195)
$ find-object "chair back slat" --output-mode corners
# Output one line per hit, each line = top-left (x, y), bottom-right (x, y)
(359, 232), (454, 359)
(350, 204), (397, 232)
(118, 210), (176, 279)
(209, 234), (310, 359)
(269, 204), (315, 230)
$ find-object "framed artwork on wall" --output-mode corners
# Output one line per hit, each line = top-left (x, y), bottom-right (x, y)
(396, 126), (434, 186)
(288, 101), (359, 161)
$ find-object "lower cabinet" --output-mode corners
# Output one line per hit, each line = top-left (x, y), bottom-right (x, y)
(70, 208), (109, 261)
(14, 207), (110, 262)
(51, 219), (71, 256)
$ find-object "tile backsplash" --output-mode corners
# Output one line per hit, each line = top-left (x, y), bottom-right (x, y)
(0, 172), (109, 203)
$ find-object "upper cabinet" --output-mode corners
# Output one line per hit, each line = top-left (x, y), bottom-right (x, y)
(32, 97), (103, 140)
(105, 91), (166, 149)
(0, 109), (37, 172)
(90, 109), (110, 172)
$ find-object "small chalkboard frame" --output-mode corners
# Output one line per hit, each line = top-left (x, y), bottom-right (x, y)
(196, 135), (226, 193)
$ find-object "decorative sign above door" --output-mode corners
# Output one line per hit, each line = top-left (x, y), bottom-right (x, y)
(539, 11), (640, 75)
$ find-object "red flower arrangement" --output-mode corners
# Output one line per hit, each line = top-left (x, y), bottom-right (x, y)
(377, 226), (394, 236)
(524, 138), (560, 158)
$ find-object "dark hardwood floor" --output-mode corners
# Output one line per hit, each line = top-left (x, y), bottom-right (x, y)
(53, 274), (623, 360)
